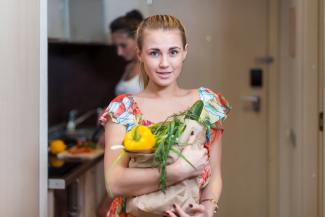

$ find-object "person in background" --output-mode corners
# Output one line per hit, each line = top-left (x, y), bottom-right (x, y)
(97, 10), (144, 217)
(110, 9), (144, 95)
(98, 9), (144, 148)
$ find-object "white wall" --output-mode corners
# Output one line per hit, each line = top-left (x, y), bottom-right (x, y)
(0, 0), (47, 216)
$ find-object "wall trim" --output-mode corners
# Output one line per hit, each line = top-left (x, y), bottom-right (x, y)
(40, 0), (48, 216)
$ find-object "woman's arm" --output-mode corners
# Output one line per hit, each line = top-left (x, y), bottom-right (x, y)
(200, 131), (223, 215)
(104, 119), (208, 198)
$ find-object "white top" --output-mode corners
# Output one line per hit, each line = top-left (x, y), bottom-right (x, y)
(115, 73), (143, 95)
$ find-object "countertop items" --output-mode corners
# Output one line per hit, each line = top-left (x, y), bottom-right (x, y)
(48, 152), (103, 190)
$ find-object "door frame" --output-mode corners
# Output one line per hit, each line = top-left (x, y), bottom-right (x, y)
(297, 0), (320, 216)
(267, 0), (280, 216)
(320, 0), (325, 216)
(40, 0), (48, 216)
(276, 0), (320, 216)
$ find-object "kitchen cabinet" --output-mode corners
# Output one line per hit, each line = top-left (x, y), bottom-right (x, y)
(48, 0), (106, 42)
(48, 156), (105, 217)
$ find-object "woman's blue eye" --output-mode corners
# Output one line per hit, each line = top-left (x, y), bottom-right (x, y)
(149, 51), (159, 57)
(169, 50), (179, 56)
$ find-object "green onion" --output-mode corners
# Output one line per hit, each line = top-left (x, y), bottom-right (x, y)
(148, 100), (212, 192)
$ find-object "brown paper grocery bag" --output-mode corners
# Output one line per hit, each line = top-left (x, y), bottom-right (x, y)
(125, 119), (207, 217)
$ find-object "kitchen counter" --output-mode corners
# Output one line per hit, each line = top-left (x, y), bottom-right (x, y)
(48, 153), (104, 189)
(48, 153), (105, 217)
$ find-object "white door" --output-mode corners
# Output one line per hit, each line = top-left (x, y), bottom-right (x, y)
(149, 1), (270, 217)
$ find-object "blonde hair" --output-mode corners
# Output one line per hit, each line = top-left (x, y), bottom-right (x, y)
(136, 15), (187, 88)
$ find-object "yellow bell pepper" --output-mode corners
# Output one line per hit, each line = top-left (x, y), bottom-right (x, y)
(123, 125), (156, 152)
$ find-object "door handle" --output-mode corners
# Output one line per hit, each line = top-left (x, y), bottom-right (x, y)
(255, 56), (274, 65)
(241, 96), (261, 112)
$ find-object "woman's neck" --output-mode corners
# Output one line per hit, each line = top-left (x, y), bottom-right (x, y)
(143, 82), (182, 98)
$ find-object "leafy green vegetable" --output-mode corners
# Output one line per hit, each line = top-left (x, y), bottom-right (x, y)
(149, 100), (209, 192)
(185, 100), (204, 121)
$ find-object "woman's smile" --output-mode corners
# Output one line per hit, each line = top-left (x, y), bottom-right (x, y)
(156, 71), (172, 79)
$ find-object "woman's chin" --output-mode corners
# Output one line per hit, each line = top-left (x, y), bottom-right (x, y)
(152, 77), (175, 87)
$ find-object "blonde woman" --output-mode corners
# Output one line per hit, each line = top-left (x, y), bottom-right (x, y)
(99, 15), (231, 217)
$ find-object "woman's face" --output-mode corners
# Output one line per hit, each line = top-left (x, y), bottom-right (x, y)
(111, 32), (137, 61)
(138, 29), (188, 87)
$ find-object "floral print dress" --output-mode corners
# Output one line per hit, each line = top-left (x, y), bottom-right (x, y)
(99, 87), (231, 217)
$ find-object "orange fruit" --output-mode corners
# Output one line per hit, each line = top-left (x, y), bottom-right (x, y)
(49, 156), (65, 168)
(49, 139), (66, 155)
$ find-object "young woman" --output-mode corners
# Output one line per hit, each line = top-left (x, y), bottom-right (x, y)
(99, 15), (231, 217)
(110, 9), (144, 95)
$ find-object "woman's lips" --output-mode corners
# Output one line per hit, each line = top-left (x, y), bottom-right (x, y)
(156, 71), (172, 79)
(156, 71), (172, 74)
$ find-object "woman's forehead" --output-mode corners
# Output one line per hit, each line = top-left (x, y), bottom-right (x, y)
(142, 29), (183, 49)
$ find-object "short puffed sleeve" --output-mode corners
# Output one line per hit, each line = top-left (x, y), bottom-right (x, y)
(198, 87), (232, 131)
(98, 94), (137, 132)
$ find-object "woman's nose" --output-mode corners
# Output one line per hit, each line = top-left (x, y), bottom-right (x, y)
(159, 55), (170, 68)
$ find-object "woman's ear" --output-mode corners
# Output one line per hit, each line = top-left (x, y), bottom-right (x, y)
(182, 43), (189, 61)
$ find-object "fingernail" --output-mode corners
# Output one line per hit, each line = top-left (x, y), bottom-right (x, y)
(189, 203), (193, 208)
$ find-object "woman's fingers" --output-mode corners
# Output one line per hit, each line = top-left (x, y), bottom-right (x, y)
(188, 203), (206, 213)
(164, 210), (178, 217)
(164, 203), (206, 216)
(164, 203), (191, 217)
(174, 203), (189, 216)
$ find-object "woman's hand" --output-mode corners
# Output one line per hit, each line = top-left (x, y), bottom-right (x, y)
(173, 145), (209, 180)
(164, 203), (213, 217)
